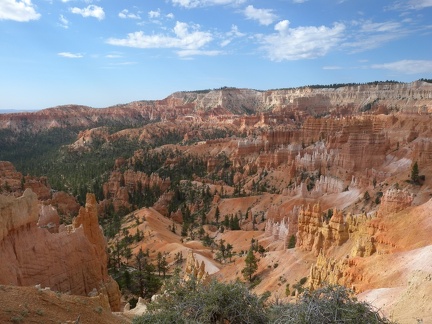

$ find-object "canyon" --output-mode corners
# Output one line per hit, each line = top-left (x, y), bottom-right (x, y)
(1, 80), (432, 323)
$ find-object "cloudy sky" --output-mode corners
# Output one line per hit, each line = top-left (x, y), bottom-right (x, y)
(1, 0), (432, 110)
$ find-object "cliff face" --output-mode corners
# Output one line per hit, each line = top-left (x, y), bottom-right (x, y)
(174, 81), (432, 115)
(1, 81), (431, 133)
(0, 190), (121, 311)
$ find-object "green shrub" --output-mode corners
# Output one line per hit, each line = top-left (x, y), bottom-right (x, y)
(133, 277), (393, 324)
(133, 278), (267, 324)
(269, 285), (394, 324)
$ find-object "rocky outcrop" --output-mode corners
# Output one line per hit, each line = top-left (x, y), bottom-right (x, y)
(184, 251), (210, 284)
(296, 204), (349, 256)
(46, 191), (81, 218)
(265, 218), (290, 247)
(0, 161), (51, 199)
(265, 205), (300, 247)
(307, 192), (420, 292)
(377, 189), (413, 218)
(0, 190), (121, 311)
(308, 251), (357, 291)
(102, 169), (171, 211)
(346, 213), (376, 258)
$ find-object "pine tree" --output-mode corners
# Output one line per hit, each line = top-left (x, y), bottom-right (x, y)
(134, 248), (161, 299)
(363, 191), (370, 201)
(215, 206), (220, 224)
(242, 248), (258, 282)
(157, 252), (168, 278)
(411, 161), (419, 184)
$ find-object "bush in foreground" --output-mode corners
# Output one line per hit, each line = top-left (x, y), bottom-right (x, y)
(269, 285), (393, 324)
(133, 277), (267, 324)
(133, 278), (394, 324)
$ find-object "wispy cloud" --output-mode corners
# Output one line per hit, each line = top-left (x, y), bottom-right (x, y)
(70, 5), (105, 20)
(371, 60), (432, 74)
(58, 14), (69, 29)
(119, 9), (140, 20)
(322, 66), (342, 70)
(244, 5), (277, 26)
(220, 24), (245, 47)
(107, 21), (216, 58)
(390, 0), (432, 10)
(259, 20), (345, 61)
(171, 0), (245, 9)
(58, 52), (83, 58)
(105, 54), (122, 58)
(0, 0), (41, 22)
(177, 49), (222, 57)
(342, 20), (408, 52)
(408, 0), (432, 9)
(293, 0), (308, 3)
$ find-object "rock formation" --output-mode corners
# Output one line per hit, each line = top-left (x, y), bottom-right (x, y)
(102, 168), (170, 211)
(0, 161), (51, 199)
(184, 250), (210, 284)
(265, 218), (290, 247)
(296, 204), (349, 256)
(0, 190), (121, 311)
(377, 188), (414, 218)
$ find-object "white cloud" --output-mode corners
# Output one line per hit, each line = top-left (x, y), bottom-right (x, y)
(0, 0), (41, 22)
(58, 52), (83, 58)
(171, 0), (245, 9)
(260, 21), (345, 61)
(220, 24), (245, 47)
(148, 9), (160, 19)
(275, 20), (290, 33)
(70, 5), (105, 20)
(119, 9), (140, 20)
(293, 0), (308, 3)
(244, 5), (277, 26)
(166, 13), (174, 19)
(107, 21), (214, 57)
(58, 14), (69, 29)
(371, 60), (432, 74)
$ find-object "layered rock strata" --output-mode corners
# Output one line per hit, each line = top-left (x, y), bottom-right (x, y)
(0, 190), (121, 311)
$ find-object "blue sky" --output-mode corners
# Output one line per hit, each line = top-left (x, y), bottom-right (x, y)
(1, 0), (432, 110)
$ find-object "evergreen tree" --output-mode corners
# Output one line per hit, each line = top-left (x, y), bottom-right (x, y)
(231, 215), (240, 230)
(157, 252), (169, 278)
(223, 215), (230, 228)
(226, 243), (234, 262)
(411, 161), (419, 184)
(134, 248), (161, 299)
(215, 206), (220, 224)
(363, 191), (371, 201)
(287, 235), (297, 249)
(242, 248), (258, 282)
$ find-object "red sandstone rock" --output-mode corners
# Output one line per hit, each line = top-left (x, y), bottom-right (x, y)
(0, 190), (121, 311)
